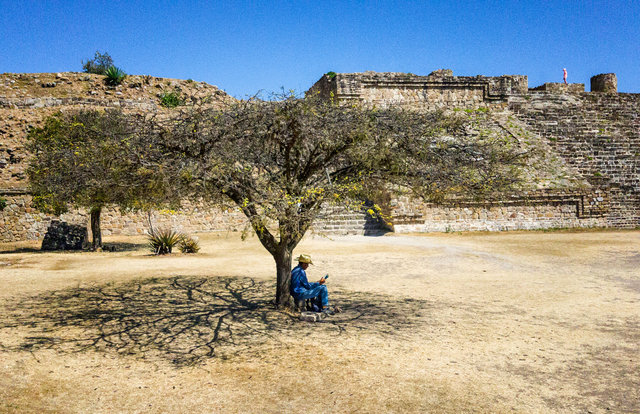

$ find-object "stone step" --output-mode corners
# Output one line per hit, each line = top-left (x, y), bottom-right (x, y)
(299, 311), (327, 322)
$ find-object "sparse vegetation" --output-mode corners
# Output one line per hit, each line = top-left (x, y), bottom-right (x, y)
(179, 234), (200, 253)
(159, 92), (183, 108)
(82, 51), (114, 75)
(104, 66), (127, 86)
(325, 71), (337, 79)
(148, 228), (183, 255)
(0, 197), (6, 211)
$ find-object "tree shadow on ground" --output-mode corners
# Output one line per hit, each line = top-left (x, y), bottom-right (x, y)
(0, 247), (42, 254)
(0, 276), (432, 366)
(101, 241), (148, 252)
(0, 241), (146, 255)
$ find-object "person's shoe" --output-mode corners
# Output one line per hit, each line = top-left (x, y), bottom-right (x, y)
(321, 307), (335, 316)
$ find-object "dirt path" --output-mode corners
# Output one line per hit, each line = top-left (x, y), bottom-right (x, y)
(0, 231), (638, 413)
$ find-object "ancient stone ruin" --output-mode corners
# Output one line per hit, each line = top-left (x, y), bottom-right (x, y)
(41, 220), (88, 251)
(309, 70), (639, 232)
(591, 73), (618, 93)
(1, 69), (638, 242)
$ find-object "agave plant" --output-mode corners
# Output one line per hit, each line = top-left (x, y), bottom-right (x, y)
(104, 66), (126, 86)
(179, 235), (200, 253)
(148, 228), (182, 255)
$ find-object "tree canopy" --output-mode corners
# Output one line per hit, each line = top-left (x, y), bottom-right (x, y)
(82, 51), (115, 75)
(28, 95), (529, 305)
(133, 94), (529, 306)
(26, 110), (168, 248)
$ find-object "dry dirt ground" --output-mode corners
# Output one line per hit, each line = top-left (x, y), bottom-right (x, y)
(0, 230), (638, 413)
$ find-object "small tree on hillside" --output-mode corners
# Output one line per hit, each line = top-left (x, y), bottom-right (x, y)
(82, 51), (115, 75)
(27, 110), (168, 249)
(134, 94), (529, 307)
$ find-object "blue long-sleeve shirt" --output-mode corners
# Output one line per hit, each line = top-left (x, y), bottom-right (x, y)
(290, 265), (319, 298)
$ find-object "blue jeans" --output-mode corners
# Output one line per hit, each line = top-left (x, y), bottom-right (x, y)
(295, 285), (329, 307)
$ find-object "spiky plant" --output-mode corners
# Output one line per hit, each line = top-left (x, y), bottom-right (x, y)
(148, 228), (182, 255)
(179, 235), (200, 253)
(104, 66), (126, 86)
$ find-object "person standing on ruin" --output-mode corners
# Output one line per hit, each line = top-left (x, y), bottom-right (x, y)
(563, 68), (568, 84)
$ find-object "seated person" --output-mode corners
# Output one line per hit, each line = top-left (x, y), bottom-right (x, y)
(290, 254), (339, 314)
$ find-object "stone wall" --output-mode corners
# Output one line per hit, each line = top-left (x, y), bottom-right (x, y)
(0, 190), (390, 242)
(2, 70), (639, 243)
(529, 83), (585, 94)
(391, 192), (608, 232)
(0, 192), (248, 242)
(308, 70), (528, 110)
(309, 69), (639, 232)
(509, 92), (640, 228)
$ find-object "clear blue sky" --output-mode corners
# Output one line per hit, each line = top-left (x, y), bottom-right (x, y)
(1, 0), (639, 97)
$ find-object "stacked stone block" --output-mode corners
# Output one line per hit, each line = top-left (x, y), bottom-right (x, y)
(308, 70), (528, 111)
(530, 83), (585, 94)
(41, 220), (88, 250)
(1, 70), (639, 242)
(392, 193), (608, 233)
(509, 92), (640, 228)
(591, 73), (617, 93)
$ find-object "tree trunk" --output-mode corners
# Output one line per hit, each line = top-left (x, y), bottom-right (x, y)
(90, 206), (102, 250)
(274, 246), (294, 309)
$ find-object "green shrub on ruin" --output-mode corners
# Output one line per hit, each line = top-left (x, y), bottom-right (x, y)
(159, 92), (183, 108)
(82, 51), (114, 75)
(0, 197), (6, 211)
(104, 66), (127, 86)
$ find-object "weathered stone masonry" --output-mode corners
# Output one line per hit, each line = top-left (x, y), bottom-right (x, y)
(0, 72), (243, 242)
(310, 70), (638, 231)
(1, 70), (638, 242)
(509, 91), (640, 228)
(309, 69), (528, 110)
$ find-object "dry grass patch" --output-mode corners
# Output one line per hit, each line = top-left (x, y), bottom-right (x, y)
(0, 231), (638, 413)
(0, 276), (427, 366)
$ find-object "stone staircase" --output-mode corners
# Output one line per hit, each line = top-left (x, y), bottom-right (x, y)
(509, 92), (640, 227)
(311, 204), (390, 236)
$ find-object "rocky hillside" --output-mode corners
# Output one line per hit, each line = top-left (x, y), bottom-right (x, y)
(0, 72), (234, 190)
(0, 71), (231, 102)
